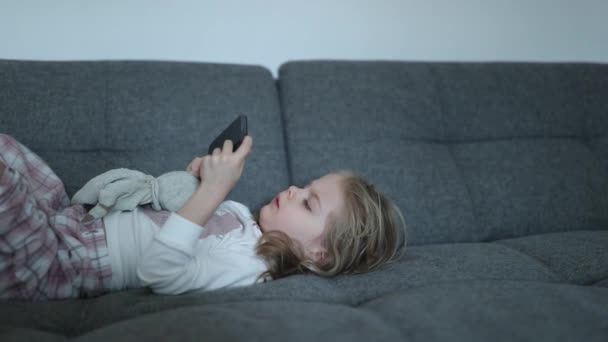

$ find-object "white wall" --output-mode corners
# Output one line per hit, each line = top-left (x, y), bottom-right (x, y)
(1, 0), (607, 76)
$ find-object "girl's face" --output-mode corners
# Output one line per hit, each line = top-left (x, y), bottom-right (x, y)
(257, 173), (345, 261)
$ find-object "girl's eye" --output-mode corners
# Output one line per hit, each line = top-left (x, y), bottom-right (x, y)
(303, 199), (311, 211)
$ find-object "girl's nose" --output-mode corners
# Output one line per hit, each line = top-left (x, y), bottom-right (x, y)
(287, 186), (297, 199)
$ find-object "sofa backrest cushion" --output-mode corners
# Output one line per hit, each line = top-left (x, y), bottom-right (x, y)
(0, 60), (289, 210)
(278, 61), (608, 245)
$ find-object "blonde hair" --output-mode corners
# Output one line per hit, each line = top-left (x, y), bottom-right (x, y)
(255, 169), (407, 281)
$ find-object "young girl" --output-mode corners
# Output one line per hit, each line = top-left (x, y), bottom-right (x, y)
(0, 133), (406, 301)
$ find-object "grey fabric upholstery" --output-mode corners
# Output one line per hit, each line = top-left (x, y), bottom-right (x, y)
(0, 60), (288, 209)
(278, 61), (608, 245)
(1, 59), (606, 341)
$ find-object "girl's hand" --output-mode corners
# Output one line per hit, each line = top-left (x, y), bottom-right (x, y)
(196, 136), (253, 195)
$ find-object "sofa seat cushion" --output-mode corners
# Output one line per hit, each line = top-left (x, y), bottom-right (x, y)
(2, 280), (606, 341)
(362, 279), (608, 342)
(0, 241), (565, 336)
(0, 327), (66, 342)
(494, 230), (608, 286)
(78, 282), (608, 342)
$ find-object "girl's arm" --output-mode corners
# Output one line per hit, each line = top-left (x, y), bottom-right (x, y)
(136, 137), (253, 295)
(136, 213), (265, 295)
(177, 182), (228, 228)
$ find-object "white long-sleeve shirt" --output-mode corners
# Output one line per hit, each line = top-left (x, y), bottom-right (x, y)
(102, 200), (268, 295)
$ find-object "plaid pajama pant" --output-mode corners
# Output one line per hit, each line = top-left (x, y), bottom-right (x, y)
(0, 134), (112, 301)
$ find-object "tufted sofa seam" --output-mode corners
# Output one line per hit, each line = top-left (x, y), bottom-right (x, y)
(577, 133), (608, 225)
(275, 78), (294, 185)
(590, 278), (608, 287)
(353, 278), (573, 308)
(103, 63), (110, 170)
(490, 241), (568, 283)
(428, 64), (485, 239)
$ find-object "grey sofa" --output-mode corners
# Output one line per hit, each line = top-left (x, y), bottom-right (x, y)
(1, 59), (607, 341)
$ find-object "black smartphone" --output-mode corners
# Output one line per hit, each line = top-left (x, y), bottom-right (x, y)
(208, 115), (248, 155)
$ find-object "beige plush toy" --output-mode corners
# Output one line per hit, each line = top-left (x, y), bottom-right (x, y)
(71, 168), (200, 224)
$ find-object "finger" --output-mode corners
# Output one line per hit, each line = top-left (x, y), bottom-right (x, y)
(235, 135), (253, 158)
(212, 147), (221, 156)
(193, 158), (202, 176)
(193, 157), (201, 168)
(222, 139), (233, 155)
(188, 164), (198, 177)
